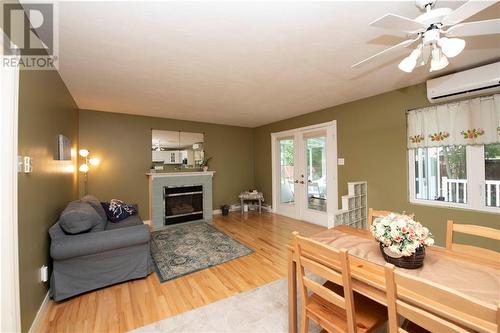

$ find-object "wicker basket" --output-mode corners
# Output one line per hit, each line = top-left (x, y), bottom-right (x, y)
(379, 243), (425, 269)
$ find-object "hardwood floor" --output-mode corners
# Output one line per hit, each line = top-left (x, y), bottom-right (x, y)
(38, 212), (325, 333)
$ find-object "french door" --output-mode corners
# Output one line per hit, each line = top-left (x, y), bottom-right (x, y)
(271, 121), (337, 228)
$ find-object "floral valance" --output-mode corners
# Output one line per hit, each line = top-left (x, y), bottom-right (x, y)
(407, 94), (500, 149)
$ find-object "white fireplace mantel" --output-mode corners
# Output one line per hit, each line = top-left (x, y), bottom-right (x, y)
(146, 171), (215, 178)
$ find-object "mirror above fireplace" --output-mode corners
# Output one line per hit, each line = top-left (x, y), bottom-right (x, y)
(152, 130), (204, 169)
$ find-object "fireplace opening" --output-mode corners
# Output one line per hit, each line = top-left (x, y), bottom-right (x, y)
(164, 185), (203, 225)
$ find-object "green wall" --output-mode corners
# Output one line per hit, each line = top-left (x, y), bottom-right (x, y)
(253, 83), (499, 249)
(18, 70), (79, 332)
(78, 110), (254, 219)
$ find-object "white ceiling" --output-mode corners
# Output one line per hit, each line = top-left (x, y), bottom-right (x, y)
(56, 1), (500, 127)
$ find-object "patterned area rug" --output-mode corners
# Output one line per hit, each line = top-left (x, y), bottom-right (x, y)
(150, 222), (254, 282)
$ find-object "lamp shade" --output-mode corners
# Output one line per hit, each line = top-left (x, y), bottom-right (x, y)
(79, 164), (89, 173)
(89, 157), (100, 166)
(79, 149), (90, 157)
(398, 47), (422, 73)
(438, 37), (465, 58)
(430, 47), (449, 72)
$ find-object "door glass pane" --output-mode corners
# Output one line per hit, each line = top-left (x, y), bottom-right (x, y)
(279, 139), (294, 204)
(485, 143), (500, 208)
(306, 136), (326, 212)
(414, 146), (467, 203)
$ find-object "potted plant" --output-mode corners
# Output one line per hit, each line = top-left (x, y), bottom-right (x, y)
(370, 213), (434, 269)
(200, 157), (212, 172)
(221, 204), (230, 216)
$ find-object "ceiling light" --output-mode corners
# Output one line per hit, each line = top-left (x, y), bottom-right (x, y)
(430, 46), (449, 72)
(438, 37), (466, 58)
(79, 149), (89, 157)
(398, 46), (422, 73)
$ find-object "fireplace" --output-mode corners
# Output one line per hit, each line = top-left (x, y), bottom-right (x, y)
(164, 185), (203, 225)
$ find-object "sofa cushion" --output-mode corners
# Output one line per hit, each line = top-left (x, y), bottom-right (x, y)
(101, 199), (138, 223)
(81, 195), (107, 231)
(59, 201), (101, 234)
(105, 214), (143, 230)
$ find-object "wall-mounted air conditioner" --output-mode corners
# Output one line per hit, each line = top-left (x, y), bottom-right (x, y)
(427, 62), (500, 103)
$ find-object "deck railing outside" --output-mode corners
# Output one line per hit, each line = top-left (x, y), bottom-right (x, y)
(442, 177), (500, 207)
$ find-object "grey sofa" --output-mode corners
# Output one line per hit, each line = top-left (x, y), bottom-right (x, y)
(49, 195), (153, 301)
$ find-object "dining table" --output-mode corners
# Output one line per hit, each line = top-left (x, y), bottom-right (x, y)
(287, 225), (500, 333)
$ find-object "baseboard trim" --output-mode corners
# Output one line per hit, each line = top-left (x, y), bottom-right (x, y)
(213, 203), (241, 215)
(213, 203), (273, 215)
(28, 291), (50, 333)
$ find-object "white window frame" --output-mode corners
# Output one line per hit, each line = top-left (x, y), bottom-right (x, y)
(408, 145), (500, 214)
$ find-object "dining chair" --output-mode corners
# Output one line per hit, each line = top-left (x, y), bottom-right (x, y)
(384, 263), (499, 333)
(367, 208), (394, 228)
(446, 220), (500, 260)
(367, 208), (415, 229)
(293, 232), (387, 333)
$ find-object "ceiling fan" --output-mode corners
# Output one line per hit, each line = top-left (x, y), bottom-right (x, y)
(352, 0), (500, 73)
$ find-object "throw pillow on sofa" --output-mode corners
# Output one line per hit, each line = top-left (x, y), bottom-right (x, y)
(81, 195), (108, 231)
(59, 201), (101, 234)
(101, 199), (137, 222)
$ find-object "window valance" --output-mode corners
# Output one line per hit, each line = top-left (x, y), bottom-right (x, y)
(407, 94), (500, 149)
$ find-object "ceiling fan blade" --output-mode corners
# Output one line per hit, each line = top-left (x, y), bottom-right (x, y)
(442, 0), (498, 26)
(370, 13), (427, 32)
(444, 18), (500, 37)
(352, 37), (420, 68)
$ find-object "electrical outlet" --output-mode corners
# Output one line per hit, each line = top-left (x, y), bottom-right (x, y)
(40, 265), (48, 283)
(338, 158), (345, 166)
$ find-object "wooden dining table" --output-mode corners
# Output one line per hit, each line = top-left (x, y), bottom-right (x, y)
(287, 225), (500, 333)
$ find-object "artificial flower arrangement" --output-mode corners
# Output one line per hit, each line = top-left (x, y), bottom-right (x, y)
(370, 213), (434, 268)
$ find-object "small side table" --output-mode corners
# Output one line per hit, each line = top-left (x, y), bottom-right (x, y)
(239, 191), (264, 214)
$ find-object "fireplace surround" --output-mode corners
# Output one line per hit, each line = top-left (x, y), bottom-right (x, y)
(147, 171), (215, 229)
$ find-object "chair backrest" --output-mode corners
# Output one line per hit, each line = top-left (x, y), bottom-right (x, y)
(293, 232), (357, 333)
(446, 220), (500, 260)
(367, 208), (415, 228)
(385, 263), (499, 333)
(367, 208), (393, 228)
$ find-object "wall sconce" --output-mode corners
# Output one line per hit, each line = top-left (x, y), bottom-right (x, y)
(79, 149), (100, 195)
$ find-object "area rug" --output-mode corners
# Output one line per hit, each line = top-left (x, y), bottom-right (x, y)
(150, 222), (254, 282)
(129, 278), (321, 333)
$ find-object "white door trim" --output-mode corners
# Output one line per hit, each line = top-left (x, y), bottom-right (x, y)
(0, 34), (21, 333)
(271, 121), (338, 228)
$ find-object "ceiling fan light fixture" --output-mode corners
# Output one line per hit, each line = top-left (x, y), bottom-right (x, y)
(398, 46), (422, 73)
(438, 37), (466, 58)
(398, 56), (417, 73)
(430, 46), (449, 72)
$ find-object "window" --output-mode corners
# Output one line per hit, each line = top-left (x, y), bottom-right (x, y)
(485, 143), (500, 208)
(407, 94), (499, 213)
(409, 144), (500, 212)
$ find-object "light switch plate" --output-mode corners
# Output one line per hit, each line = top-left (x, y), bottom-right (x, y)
(338, 158), (345, 166)
(23, 156), (32, 173)
(18, 156), (24, 173)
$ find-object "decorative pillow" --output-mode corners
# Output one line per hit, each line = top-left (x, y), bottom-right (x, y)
(81, 195), (107, 231)
(101, 199), (137, 223)
(59, 201), (101, 234)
